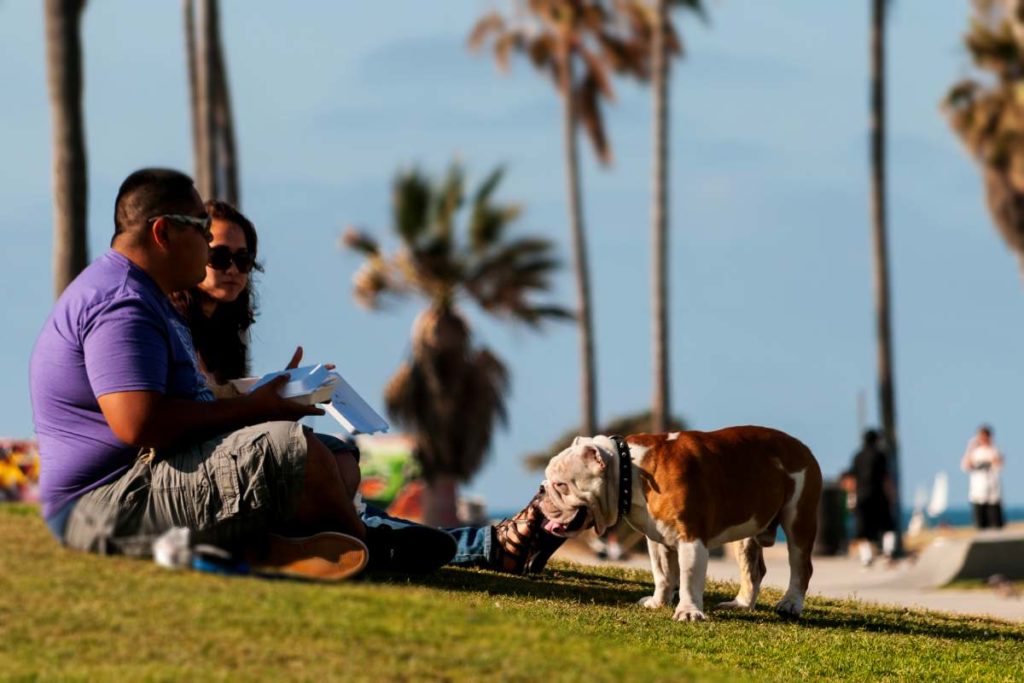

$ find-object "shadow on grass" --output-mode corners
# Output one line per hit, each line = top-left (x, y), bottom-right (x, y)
(366, 564), (1024, 643)
(365, 564), (655, 607)
(790, 604), (1024, 643)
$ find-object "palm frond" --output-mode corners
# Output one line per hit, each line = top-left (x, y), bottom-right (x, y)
(465, 237), (567, 324)
(340, 227), (380, 256)
(469, 204), (521, 253)
(670, 0), (709, 22)
(352, 258), (406, 310)
(393, 170), (432, 245)
(494, 31), (525, 71)
(467, 11), (506, 51)
(575, 72), (612, 164)
(472, 165), (505, 205)
(433, 163), (464, 245)
(579, 45), (616, 98)
(527, 33), (557, 69)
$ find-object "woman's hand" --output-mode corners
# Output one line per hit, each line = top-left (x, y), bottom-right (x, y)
(285, 345), (335, 371)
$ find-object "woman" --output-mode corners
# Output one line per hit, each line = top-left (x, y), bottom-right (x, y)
(172, 200), (262, 396)
(178, 201), (561, 574)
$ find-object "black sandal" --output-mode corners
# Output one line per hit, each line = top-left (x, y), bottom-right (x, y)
(491, 486), (565, 574)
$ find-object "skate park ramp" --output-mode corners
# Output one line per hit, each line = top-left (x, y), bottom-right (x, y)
(885, 530), (1024, 588)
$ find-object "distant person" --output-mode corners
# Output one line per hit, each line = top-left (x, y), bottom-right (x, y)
(29, 168), (377, 579)
(844, 429), (896, 566)
(170, 198), (565, 574)
(960, 425), (1005, 530)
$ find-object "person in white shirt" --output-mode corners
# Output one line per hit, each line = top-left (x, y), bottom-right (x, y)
(960, 425), (1005, 529)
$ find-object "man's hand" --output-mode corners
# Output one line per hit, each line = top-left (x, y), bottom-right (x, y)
(245, 375), (324, 422)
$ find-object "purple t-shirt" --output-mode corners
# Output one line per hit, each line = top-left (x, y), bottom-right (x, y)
(30, 250), (214, 519)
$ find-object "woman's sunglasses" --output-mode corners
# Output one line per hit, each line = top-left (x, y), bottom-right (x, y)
(207, 245), (255, 274)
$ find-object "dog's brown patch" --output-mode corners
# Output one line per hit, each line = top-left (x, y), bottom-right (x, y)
(628, 426), (822, 547)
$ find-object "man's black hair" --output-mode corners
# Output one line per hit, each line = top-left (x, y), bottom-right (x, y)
(863, 429), (880, 445)
(111, 168), (199, 245)
(979, 424), (993, 437)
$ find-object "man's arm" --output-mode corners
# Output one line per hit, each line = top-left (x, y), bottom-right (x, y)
(98, 376), (322, 448)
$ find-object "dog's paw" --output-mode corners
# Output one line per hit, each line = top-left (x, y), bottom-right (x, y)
(716, 599), (754, 611)
(773, 595), (804, 619)
(672, 605), (706, 622)
(637, 595), (670, 609)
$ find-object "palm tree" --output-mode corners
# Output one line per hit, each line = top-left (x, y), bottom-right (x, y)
(638, 0), (704, 432)
(869, 0), (903, 552)
(183, 0), (238, 204)
(945, 0), (1024, 279)
(344, 163), (571, 525)
(469, 1), (649, 437)
(44, 0), (88, 297)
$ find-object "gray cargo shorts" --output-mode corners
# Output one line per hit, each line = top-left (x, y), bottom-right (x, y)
(64, 421), (308, 557)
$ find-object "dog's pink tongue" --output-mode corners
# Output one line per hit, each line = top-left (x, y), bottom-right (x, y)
(543, 519), (565, 535)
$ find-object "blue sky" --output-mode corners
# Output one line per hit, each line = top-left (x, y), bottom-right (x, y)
(2, 1), (1022, 512)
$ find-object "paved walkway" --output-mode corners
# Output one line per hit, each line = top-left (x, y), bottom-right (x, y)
(555, 544), (1024, 623)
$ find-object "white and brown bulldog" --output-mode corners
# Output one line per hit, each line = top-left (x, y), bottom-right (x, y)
(539, 426), (822, 622)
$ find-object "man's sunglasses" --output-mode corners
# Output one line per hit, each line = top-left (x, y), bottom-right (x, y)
(207, 245), (256, 274)
(147, 214), (213, 242)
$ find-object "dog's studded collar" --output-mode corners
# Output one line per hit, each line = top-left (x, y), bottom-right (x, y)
(611, 435), (632, 521)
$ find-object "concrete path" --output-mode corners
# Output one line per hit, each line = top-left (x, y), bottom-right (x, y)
(554, 544), (1024, 624)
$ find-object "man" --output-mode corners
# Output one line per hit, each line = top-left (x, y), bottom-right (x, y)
(844, 429), (896, 566)
(31, 168), (557, 578)
(961, 425), (1005, 530)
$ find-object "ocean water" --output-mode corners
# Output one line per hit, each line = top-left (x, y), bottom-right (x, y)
(901, 506), (1023, 529)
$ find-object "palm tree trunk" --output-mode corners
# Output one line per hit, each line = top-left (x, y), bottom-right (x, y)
(194, 0), (217, 200)
(651, 0), (671, 434)
(870, 0), (903, 551)
(183, 0), (203, 197)
(208, 0), (239, 206)
(561, 48), (598, 437)
(424, 474), (460, 527)
(44, 0), (88, 298)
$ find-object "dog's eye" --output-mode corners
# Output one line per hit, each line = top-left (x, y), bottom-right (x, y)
(555, 483), (570, 494)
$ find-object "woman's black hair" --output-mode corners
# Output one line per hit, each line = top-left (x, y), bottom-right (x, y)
(171, 200), (263, 384)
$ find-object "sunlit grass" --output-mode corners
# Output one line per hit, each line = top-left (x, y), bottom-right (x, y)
(1, 504), (1021, 682)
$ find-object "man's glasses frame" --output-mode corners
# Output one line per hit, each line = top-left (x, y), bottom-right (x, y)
(147, 214), (213, 242)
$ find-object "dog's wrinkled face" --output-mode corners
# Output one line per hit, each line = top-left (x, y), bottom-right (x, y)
(539, 436), (616, 537)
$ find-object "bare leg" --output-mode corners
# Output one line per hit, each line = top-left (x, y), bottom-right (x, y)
(290, 432), (366, 540)
(673, 540), (708, 621)
(333, 451), (361, 499)
(639, 540), (679, 609)
(718, 538), (765, 610)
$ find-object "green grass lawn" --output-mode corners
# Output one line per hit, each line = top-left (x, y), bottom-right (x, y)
(2, 503), (1022, 682)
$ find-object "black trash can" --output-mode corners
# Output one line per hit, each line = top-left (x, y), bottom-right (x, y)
(814, 481), (848, 556)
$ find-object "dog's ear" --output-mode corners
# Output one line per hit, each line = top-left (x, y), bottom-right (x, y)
(582, 445), (606, 472)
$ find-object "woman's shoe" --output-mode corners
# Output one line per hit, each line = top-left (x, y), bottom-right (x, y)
(491, 486), (565, 574)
